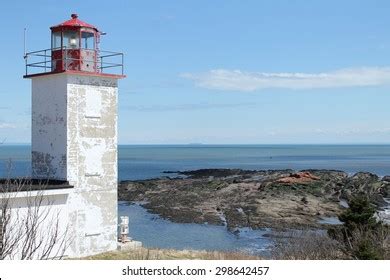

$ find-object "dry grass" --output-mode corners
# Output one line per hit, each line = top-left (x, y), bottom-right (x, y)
(329, 225), (390, 260)
(270, 230), (346, 260)
(81, 247), (261, 260)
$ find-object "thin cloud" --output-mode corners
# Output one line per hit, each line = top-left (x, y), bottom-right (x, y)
(337, 128), (390, 135)
(181, 67), (390, 91)
(313, 127), (390, 135)
(122, 103), (255, 112)
(0, 122), (16, 129)
(262, 127), (390, 137)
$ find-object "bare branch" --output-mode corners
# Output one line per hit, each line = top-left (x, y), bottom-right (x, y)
(1, 165), (70, 260)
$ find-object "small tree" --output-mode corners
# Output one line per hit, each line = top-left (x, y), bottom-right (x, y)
(339, 195), (378, 229)
(329, 195), (390, 260)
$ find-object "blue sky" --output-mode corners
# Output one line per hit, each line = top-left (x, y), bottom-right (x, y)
(1, 0), (390, 144)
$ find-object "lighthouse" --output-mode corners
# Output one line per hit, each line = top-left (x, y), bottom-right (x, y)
(24, 14), (125, 257)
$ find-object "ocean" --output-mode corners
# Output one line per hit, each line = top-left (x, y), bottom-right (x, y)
(1, 144), (390, 180)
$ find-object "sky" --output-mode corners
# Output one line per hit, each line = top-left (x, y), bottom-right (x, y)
(1, 0), (390, 144)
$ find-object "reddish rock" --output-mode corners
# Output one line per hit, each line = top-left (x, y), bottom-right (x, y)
(276, 172), (320, 185)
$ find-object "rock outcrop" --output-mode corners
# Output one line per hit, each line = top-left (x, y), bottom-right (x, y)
(119, 169), (390, 231)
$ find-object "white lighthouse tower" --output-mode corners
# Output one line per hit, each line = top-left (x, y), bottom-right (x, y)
(24, 14), (125, 257)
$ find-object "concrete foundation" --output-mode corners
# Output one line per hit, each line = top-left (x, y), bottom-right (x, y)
(117, 241), (143, 251)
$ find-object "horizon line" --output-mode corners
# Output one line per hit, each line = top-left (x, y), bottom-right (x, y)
(1, 142), (390, 146)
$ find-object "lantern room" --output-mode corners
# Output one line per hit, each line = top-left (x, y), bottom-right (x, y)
(50, 14), (99, 72)
(24, 14), (124, 78)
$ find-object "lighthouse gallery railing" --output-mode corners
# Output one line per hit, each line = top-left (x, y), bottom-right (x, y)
(24, 48), (124, 76)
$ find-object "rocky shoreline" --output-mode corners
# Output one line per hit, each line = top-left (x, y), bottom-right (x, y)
(118, 169), (390, 231)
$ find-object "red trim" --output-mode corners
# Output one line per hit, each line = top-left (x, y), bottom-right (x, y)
(24, 70), (126, 79)
(50, 16), (98, 32)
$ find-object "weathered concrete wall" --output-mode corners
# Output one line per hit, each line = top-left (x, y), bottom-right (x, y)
(66, 74), (118, 257)
(31, 73), (119, 258)
(0, 210), (3, 254)
(32, 75), (68, 179)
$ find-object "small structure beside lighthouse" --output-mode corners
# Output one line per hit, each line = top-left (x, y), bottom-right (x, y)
(23, 14), (125, 257)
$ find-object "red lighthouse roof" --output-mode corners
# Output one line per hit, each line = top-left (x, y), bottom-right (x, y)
(24, 13), (125, 79)
(50, 14), (99, 32)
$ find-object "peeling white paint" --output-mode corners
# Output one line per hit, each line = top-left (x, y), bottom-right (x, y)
(85, 87), (102, 118)
(31, 75), (67, 179)
(29, 73), (119, 258)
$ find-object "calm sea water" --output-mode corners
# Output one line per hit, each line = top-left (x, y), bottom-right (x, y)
(1, 144), (390, 179)
(119, 202), (272, 255)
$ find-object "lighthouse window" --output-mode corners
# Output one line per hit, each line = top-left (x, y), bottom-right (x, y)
(63, 31), (79, 49)
(82, 32), (95, 50)
(52, 32), (61, 49)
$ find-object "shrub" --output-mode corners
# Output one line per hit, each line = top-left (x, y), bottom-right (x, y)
(328, 195), (390, 260)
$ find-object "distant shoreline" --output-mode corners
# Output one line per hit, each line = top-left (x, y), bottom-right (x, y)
(2, 143), (390, 146)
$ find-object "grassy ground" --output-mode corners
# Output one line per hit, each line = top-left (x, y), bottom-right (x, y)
(82, 247), (261, 260)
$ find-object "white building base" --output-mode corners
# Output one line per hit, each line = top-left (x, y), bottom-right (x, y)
(117, 240), (143, 251)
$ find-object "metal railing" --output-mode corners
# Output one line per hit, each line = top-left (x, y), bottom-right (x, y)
(24, 48), (124, 76)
